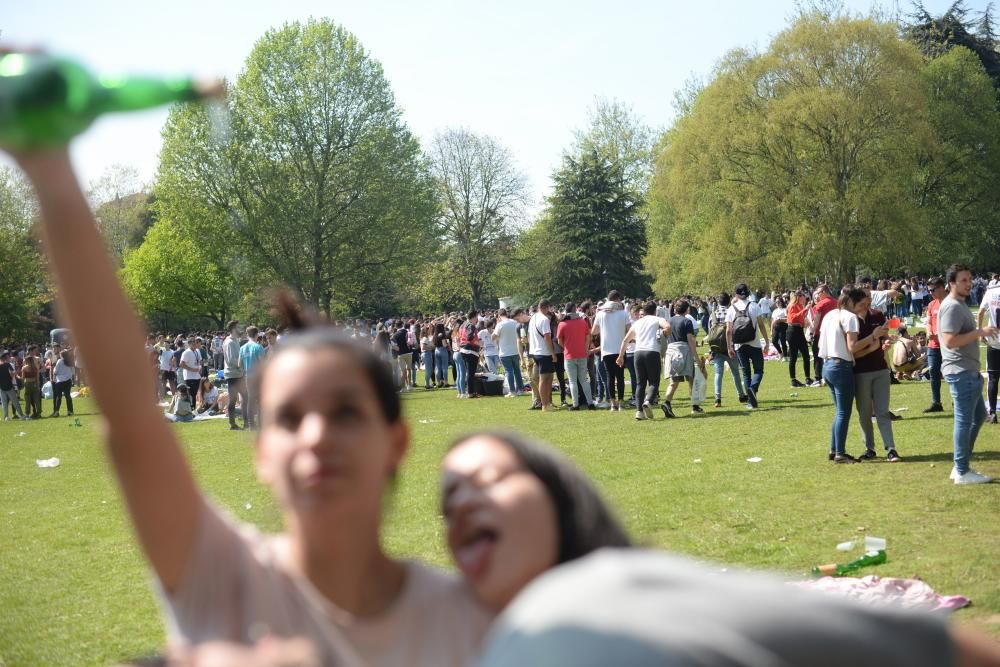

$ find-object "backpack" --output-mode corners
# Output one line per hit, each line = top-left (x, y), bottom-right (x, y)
(459, 323), (478, 348)
(707, 322), (728, 353)
(731, 304), (757, 344)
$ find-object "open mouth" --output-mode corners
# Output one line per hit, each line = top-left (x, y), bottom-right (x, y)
(454, 527), (498, 580)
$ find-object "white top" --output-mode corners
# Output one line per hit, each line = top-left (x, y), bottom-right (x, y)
(981, 286), (1000, 349)
(528, 312), (553, 356)
(594, 306), (630, 356)
(757, 296), (772, 315)
(180, 348), (202, 381)
(869, 290), (892, 313)
(201, 385), (219, 405)
(159, 347), (175, 372)
(53, 358), (75, 383)
(630, 316), (668, 353)
(817, 309), (859, 362)
(494, 319), (520, 357)
(725, 300), (762, 349)
(772, 307), (787, 322)
(478, 329), (498, 356)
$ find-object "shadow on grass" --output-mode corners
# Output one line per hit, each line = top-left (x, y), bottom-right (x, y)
(898, 451), (1000, 463)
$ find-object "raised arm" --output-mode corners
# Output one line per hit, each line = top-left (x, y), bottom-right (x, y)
(14, 150), (201, 591)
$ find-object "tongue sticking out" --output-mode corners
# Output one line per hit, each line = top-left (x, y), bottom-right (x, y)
(456, 533), (495, 580)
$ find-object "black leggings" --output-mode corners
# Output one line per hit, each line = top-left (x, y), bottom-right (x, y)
(602, 354), (625, 401)
(634, 350), (662, 406)
(772, 322), (788, 357)
(988, 347), (1000, 413)
(554, 353), (567, 403)
(787, 325), (811, 380)
(52, 379), (74, 415)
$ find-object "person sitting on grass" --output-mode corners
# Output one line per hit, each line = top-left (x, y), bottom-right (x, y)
(891, 326), (927, 381)
(196, 377), (221, 415)
(165, 384), (195, 423)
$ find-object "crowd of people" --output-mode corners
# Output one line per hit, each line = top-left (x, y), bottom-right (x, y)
(5, 136), (1000, 667)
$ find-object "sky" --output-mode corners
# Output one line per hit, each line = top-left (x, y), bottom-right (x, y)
(3, 0), (985, 206)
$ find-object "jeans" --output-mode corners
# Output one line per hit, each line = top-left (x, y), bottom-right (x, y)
(485, 354), (500, 375)
(711, 353), (744, 400)
(927, 347), (943, 406)
(735, 345), (764, 407)
(945, 371), (987, 475)
(422, 350), (435, 387)
(434, 347), (450, 384)
(595, 356), (609, 401)
(1, 388), (24, 419)
(461, 352), (480, 396)
(854, 369), (895, 451)
(500, 355), (524, 394)
(227, 376), (248, 427)
(455, 352), (468, 395)
(52, 379), (74, 415)
(565, 357), (593, 407)
(634, 350), (662, 406)
(823, 358), (855, 455)
(787, 325), (811, 381)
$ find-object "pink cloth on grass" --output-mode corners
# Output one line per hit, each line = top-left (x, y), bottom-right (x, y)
(793, 575), (970, 613)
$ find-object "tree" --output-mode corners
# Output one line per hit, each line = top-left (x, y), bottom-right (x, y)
(539, 148), (650, 301)
(89, 164), (151, 265)
(572, 98), (656, 197)
(904, 1), (1000, 89)
(156, 18), (438, 315)
(0, 167), (51, 341)
(121, 219), (243, 327)
(429, 128), (528, 309)
(648, 9), (931, 293)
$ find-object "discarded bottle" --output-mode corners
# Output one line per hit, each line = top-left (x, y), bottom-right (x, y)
(812, 549), (887, 577)
(0, 52), (224, 148)
(789, 392), (799, 397)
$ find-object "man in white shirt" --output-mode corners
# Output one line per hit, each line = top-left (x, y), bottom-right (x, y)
(222, 320), (247, 430)
(977, 278), (1000, 424)
(726, 283), (771, 410)
(528, 300), (558, 412)
(592, 290), (630, 411)
(493, 308), (527, 396)
(179, 338), (203, 404)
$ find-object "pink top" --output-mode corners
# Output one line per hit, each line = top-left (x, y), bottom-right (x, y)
(160, 502), (494, 666)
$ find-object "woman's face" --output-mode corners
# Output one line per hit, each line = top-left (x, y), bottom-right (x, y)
(256, 347), (408, 517)
(441, 436), (558, 611)
(853, 296), (871, 317)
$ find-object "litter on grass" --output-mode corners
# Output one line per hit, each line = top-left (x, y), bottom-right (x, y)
(418, 419), (441, 424)
(36, 457), (60, 468)
(893, 407), (909, 412)
(746, 457), (763, 463)
(693, 458), (702, 463)
(245, 503), (253, 510)
(16, 432), (26, 437)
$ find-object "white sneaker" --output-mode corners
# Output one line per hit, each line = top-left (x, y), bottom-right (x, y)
(642, 403), (654, 420)
(949, 467), (959, 481)
(634, 410), (646, 421)
(954, 470), (993, 485)
(596, 402), (610, 409)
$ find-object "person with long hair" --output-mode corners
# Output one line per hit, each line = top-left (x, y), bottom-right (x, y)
(433, 322), (451, 389)
(786, 290), (814, 387)
(851, 294), (901, 462)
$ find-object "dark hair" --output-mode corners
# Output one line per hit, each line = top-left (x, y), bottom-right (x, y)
(498, 308), (508, 318)
(246, 326), (259, 339)
(60, 349), (74, 367)
(511, 307), (526, 318)
(642, 301), (657, 315)
(928, 276), (946, 291)
(717, 292), (731, 307)
(466, 310), (478, 321)
(448, 431), (631, 564)
(607, 290), (622, 302)
(838, 287), (867, 310)
(226, 320), (240, 333)
(539, 299), (551, 309)
(734, 283), (749, 298)
(946, 264), (971, 285)
(673, 299), (689, 315)
(579, 300), (593, 313)
(564, 302), (576, 314)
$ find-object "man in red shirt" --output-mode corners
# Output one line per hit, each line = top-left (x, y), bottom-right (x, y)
(557, 302), (596, 410)
(923, 276), (948, 413)
(809, 284), (838, 387)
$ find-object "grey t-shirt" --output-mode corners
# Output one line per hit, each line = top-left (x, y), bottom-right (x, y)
(938, 296), (979, 375)
(480, 549), (954, 667)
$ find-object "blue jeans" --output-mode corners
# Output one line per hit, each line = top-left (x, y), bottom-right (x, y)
(945, 371), (987, 475)
(485, 354), (500, 375)
(434, 347), (450, 384)
(500, 354), (524, 394)
(735, 345), (764, 407)
(422, 350), (434, 387)
(823, 358), (855, 455)
(595, 355), (609, 401)
(927, 347), (942, 406)
(454, 352), (467, 394)
(711, 353), (745, 400)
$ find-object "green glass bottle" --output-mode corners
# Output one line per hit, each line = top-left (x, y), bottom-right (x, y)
(0, 52), (223, 149)
(812, 549), (887, 577)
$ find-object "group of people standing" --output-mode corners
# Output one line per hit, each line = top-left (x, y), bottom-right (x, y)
(0, 342), (77, 421)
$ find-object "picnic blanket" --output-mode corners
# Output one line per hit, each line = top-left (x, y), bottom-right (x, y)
(793, 575), (970, 613)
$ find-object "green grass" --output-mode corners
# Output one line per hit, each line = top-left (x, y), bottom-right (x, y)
(2, 358), (999, 666)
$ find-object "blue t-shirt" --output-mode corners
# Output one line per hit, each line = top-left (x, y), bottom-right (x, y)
(240, 342), (266, 375)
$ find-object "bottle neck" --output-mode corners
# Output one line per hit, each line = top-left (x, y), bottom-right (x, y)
(94, 75), (200, 114)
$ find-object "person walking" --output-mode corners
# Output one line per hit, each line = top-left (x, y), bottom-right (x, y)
(923, 277), (948, 414)
(817, 287), (867, 463)
(617, 301), (671, 420)
(707, 293), (746, 408)
(726, 284), (770, 409)
(852, 296), (901, 462)
(663, 299), (705, 417)
(940, 264), (997, 484)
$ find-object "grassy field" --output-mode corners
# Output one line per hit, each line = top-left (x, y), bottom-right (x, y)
(1, 357), (998, 666)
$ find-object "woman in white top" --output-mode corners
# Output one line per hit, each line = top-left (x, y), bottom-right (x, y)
(15, 148), (491, 666)
(478, 320), (500, 375)
(770, 297), (788, 361)
(616, 301), (671, 420)
(817, 287), (872, 463)
(51, 349), (75, 417)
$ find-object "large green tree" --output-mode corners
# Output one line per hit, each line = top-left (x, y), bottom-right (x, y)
(535, 147), (649, 301)
(648, 10), (931, 293)
(157, 18), (438, 315)
(0, 167), (50, 342)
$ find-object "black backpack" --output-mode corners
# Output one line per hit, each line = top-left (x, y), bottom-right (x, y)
(731, 304), (757, 344)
